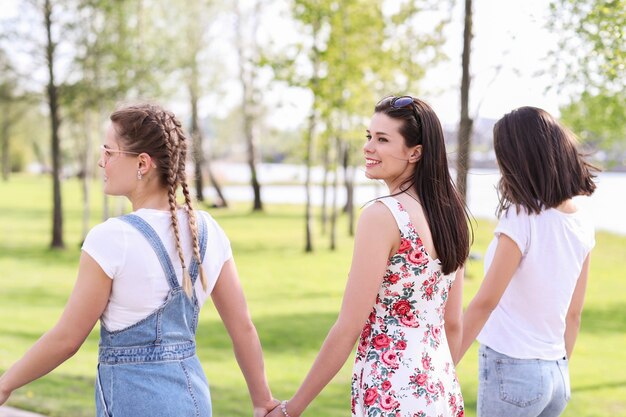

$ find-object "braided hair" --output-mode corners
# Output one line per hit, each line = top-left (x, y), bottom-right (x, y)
(110, 103), (207, 297)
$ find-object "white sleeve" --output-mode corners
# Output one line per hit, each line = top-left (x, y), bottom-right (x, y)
(494, 206), (530, 256)
(81, 219), (128, 279)
(199, 211), (233, 293)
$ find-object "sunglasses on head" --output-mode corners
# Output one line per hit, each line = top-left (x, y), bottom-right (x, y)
(378, 96), (422, 141)
(380, 95), (420, 123)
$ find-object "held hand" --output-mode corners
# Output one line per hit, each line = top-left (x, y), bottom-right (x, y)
(253, 398), (281, 417)
(266, 406), (285, 417)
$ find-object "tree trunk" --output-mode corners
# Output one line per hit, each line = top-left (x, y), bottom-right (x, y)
(1, 109), (9, 181)
(190, 86), (205, 202)
(329, 137), (339, 251)
(456, 0), (473, 202)
(45, 0), (64, 249)
(81, 111), (93, 243)
(342, 140), (355, 237)
(320, 142), (330, 234)
(235, 0), (262, 211)
(304, 107), (316, 252)
(205, 158), (228, 208)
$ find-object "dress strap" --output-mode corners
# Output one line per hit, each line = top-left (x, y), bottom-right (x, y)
(377, 196), (412, 235)
(119, 214), (180, 290)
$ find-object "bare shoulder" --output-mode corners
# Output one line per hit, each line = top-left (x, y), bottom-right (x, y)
(357, 201), (398, 238)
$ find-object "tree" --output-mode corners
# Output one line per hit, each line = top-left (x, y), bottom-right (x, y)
(0, 48), (26, 181)
(177, 0), (228, 207)
(234, 0), (264, 211)
(456, 0), (473, 201)
(41, 0), (65, 249)
(548, 0), (625, 154)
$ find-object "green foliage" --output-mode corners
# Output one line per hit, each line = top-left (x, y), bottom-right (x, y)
(548, 0), (625, 151)
(549, 0), (625, 91)
(560, 91), (626, 152)
(1, 174), (626, 416)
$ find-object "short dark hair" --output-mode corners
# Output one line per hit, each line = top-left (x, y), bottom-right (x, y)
(493, 106), (599, 216)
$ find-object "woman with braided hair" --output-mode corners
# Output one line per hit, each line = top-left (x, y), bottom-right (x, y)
(0, 103), (278, 417)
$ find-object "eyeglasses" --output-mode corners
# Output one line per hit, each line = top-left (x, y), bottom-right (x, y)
(100, 145), (140, 165)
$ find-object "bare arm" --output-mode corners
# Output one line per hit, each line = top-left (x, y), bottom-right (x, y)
(456, 234), (521, 364)
(269, 203), (398, 417)
(445, 268), (464, 364)
(564, 254), (591, 359)
(210, 258), (277, 416)
(0, 252), (112, 404)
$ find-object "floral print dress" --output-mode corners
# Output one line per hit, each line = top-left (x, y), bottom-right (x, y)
(351, 197), (464, 417)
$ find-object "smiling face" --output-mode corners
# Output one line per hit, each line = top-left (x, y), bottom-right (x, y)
(364, 112), (421, 189)
(98, 123), (140, 196)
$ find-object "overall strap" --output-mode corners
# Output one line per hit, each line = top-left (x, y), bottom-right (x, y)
(188, 211), (208, 284)
(119, 214), (180, 290)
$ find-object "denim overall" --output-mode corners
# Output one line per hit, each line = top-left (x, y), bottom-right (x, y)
(95, 213), (211, 417)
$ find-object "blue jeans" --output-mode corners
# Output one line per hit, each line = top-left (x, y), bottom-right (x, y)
(477, 344), (571, 417)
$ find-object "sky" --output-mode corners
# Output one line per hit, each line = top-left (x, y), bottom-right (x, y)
(1, 0), (570, 128)
(426, 0), (566, 124)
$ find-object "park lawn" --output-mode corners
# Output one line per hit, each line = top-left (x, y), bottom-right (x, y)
(0, 174), (625, 417)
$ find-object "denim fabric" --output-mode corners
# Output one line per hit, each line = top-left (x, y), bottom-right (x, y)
(477, 344), (571, 417)
(95, 214), (210, 417)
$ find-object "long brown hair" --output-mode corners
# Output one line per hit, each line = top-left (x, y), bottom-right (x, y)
(493, 106), (598, 216)
(375, 97), (471, 275)
(110, 103), (206, 297)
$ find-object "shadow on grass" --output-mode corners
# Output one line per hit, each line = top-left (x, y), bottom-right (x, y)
(581, 304), (626, 334)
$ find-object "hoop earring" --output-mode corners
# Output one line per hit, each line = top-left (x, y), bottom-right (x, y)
(137, 170), (143, 180)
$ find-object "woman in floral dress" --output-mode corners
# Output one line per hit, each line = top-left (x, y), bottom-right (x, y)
(266, 96), (470, 417)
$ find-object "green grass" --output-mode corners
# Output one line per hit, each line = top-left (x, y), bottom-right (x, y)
(1, 174), (625, 416)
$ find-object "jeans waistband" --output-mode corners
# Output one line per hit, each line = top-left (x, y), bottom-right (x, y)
(98, 341), (196, 364)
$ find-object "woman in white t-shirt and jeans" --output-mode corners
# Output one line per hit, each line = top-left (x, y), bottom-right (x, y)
(457, 106), (598, 417)
(0, 103), (278, 416)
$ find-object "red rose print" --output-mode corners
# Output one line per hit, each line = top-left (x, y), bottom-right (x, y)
(432, 326), (441, 342)
(361, 323), (371, 339)
(393, 300), (412, 316)
(358, 336), (369, 354)
(398, 238), (412, 253)
(387, 273), (400, 284)
(372, 334), (391, 349)
(396, 340), (407, 350)
(426, 382), (437, 394)
(382, 350), (399, 368)
(400, 312), (418, 327)
(408, 249), (428, 266)
(416, 373), (428, 386)
(380, 394), (399, 410)
(381, 380), (392, 391)
(364, 387), (378, 406)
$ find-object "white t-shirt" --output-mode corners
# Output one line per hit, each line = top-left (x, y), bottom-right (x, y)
(477, 205), (595, 360)
(82, 208), (232, 331)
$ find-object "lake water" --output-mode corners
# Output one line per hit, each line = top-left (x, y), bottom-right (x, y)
(207, 163), (626, 236)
